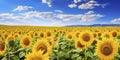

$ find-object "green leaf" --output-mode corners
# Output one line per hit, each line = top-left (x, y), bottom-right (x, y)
(76, 57), (82, 60)
(19, 52), (25, 58)
(2, 57), (7, 60)
(85, 51), (93, 58)
(12, 55), (19, 60)
(71, 54), (79, 59)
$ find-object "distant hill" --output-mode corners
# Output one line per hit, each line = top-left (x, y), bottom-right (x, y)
(66, 24), (120, 27)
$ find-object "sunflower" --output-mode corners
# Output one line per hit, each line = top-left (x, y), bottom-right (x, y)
(32, 40), (52, 55)
(96, 39), (118, 60)
(34, 32), (39, 37)
(65, 32), (74, 40)
(45, 30), (52, 38)
(0, 40), (7, 55)
(93, 33), (98, 39)
(39, 32), (45, 38)
(111, 30), (118, 38)
(97, 32), (102, 37)
(6, 35), (14, 42)
(101, 32), (112, 39)
(25, 50), (49, 60)
(74, 31), (80, 38)
(79, 31), (94, 46)
(3, 33), (8, 39)
(75, 40), (85, 50)
(20, 36), (32, 49)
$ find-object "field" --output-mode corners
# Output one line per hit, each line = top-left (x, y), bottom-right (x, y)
(0, 26), (120, 60)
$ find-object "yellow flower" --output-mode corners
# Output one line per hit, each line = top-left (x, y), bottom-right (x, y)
(65, 32), (74, 40)
(111, 30), (118, 38)
(75, 40), (85, 50)
(96, 39), (118, 60)
(45, 30), (52, 38)
(39, 32), (45, 38)
(0, 40), (7, 55)
(101, 32), (112, 39)
(25, 50), (49, 60)
(6, 35), (14, 42)
(20, 36), (32, 49)
(32, 39), (52, 55)
(79, 31), (94, 46)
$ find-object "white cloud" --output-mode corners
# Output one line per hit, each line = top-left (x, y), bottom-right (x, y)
(78, 0), (103, 9)
(54, 10), (63, 13)
(0, 13), (23, 21)
(74, 0), (82, 3)
(80, 14), (103, 22)
(111, 18), (120, 23)
(56, 11), (103, 22)
(13, 6), (33, 11)
(68, 4), (77, 8)
(42, 0), (52, 7)
(0, 11), (103, 26)
(85, 11), (94, 15)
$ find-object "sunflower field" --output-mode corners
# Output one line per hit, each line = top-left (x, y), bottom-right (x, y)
(0, 26), (120, 60)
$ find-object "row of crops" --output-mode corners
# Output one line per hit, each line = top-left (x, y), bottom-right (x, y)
(0, 26), (120, 60)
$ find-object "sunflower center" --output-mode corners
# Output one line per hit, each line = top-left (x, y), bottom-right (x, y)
(98, 33), (101, 36)
(0, 43), (5, 51)
(68, 35), (72, 39)
(82, 33), (90, 42)
(23, 38), (30, 46)
(37, 44), (47, 54)
(54, 37), (57, 41)
(112, 32), (117, 37)
(104, 34), (110, 38)
(76, 33), (80, 38)
(15, 35), (18, 38)
(8, 37), (14, 41)
(40, 33), (44, 37)
(35, 33), (38, 36)
(32, 57), (42, 60)
(94, 33), (97, 38)
(101, 44), (113, 56)
(5, 34), (8, 39)
(77, 41), (84, 48)
(47, 32), (51, 37)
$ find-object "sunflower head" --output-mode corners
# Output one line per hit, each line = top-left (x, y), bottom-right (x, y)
(25, 50), (49, 60)
(75, 40), (85, 50)
(20, 36), (32, 49)
(75, 31), (80, 38)
(6, 35), (14, 42)
(96, 39), (118, 60)
(0, 40), (7, 55)
(32, 40), (52, 55)
(39, 32), (45, 38)
(79, 31), (94, 46)
(111, 30), (118, 38)
(66, 32), (74, 40)
(46, 31), (52, 38)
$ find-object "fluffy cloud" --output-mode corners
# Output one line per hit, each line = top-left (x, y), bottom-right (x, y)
(0, 11), (103, 26)
(56, 11), (103, 22)
(111, 18), (120, 23)
(54, 10), (63, 13)
(74, 0), (82, 3)
(78, 0), (102, 9)
(42, 0), (52, 7)
(85, 11), (94, 15)
(0, 13), (22, 21)
(68, 4), (77, 8)
(80, 13), (103, 22)
(68, 0), (105, 9)
(13, 6), (33, 11)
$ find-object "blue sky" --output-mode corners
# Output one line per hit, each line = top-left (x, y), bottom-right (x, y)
(0, 0), (120, 26)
